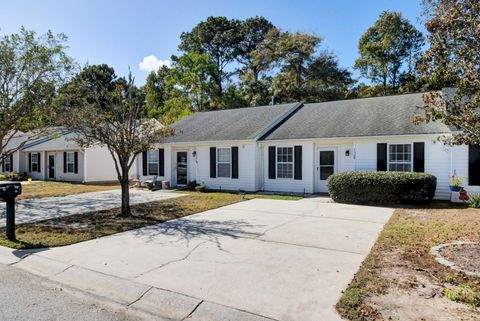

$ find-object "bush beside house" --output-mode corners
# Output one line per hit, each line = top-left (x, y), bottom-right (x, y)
(327, 171), (437, 204)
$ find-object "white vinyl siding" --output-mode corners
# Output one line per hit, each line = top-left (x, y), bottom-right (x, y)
(217, 148), (231, 178)
(277, 147), (293, 179)
(66, 152), (75, 173)
(388, 143), (412, 172)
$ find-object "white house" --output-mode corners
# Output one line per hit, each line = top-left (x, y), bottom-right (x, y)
(1, 130), (120, 183)
(138, 92), (480, 200)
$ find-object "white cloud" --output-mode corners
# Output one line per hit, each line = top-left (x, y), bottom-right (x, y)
(139, 55), (171, 72)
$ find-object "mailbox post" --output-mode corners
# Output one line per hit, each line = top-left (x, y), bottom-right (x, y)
(0, 182), (22, 241)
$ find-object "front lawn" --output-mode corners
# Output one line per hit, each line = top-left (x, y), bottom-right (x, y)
(337, 203), (480, 321)
(0, 192), (301, 249)
(18, 181), (119, 200)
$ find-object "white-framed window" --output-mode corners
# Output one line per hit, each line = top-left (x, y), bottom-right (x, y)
(217, 148), (231, 178)
(388, 143), (412, 172)
(277, 147), (293, 179)
(66, 152), (75, 173)
(147, 150), (159, 175)
(3, 157), (11, 172)
(31, 153), (39, 172)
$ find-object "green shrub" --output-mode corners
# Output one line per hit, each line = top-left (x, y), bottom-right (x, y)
(0, 174), (6, 181)
(326, 171), (437, 205)
(469, 193), (480, 208)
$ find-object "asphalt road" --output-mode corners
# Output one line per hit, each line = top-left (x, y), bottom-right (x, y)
(0, 264), (148, 321)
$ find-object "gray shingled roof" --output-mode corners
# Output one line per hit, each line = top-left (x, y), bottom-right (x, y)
(165, 103), (298, 143)
(262, 93), (451, 141)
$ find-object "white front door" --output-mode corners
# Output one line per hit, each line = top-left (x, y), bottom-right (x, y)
(317, 148), (336, 193)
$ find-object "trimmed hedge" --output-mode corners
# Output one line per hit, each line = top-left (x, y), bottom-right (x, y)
(326, 171), (437, 204)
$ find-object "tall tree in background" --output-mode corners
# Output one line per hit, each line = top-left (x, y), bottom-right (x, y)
(0, 27), (73, 163)
(57, 65), (171, 217)
(354, 11), (424, 95)
(179, 16), (243, 101)
(237, 16), (275, 106)
(416, 0), (480, 145)
(144, 65), (172, 120)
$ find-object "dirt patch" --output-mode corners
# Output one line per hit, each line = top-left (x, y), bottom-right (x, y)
(369, 247), (478, 321)
(440, 243), (480, 275)
(337, 205), (480, 321)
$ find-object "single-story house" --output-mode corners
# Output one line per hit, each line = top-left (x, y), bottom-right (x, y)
(138, 92), (480, 200)
(1, 130), (121, 183)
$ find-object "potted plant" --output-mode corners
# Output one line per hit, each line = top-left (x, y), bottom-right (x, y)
(449, 175), (465, 192)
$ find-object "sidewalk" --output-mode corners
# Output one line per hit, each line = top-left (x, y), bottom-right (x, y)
(0, 246), (274, 321)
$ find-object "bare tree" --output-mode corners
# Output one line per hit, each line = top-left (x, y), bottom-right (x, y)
(0, 27), (74, 163)
(57, 65), (173, 217)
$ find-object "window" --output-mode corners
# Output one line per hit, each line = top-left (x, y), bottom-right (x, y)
(66, 152), (75, 173)
(388, 144), (412, 172)
(217, 148), (231, 178)
(147, 150), (159, 175)
(3, 157), (11, 172)
(31, 153), (39, 172)
(277, 147), (293, 178)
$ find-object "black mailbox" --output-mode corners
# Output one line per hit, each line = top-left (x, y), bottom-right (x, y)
(0, 182), (22, 241)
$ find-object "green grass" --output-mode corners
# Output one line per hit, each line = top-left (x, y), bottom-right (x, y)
(0, 191), (300, 250)
(336, 203), (480, 320)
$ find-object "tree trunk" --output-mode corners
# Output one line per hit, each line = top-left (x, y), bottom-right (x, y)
(119, 166), (131, 217)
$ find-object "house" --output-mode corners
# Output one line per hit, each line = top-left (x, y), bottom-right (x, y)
(138, 92), (480, 200)
(1, 130), (120, 183)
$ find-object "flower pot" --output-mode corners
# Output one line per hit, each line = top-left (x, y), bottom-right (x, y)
(449, 185), (462, 192)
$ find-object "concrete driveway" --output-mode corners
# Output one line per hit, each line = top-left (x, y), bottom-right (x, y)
(0, 189), (183, 227)
(5, 198), (393, 321)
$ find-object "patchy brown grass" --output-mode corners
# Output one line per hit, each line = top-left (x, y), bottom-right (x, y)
(337, 203), (480, 321)
(18, 181), (119, 200)
(0, 192), (264, 249)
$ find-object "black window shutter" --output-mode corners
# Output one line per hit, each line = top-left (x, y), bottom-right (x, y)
(469, 145), (480, 186)
(231, 147), (239, 179)
(74, 152), (78, 174)
(413, 142), (425, 172)
(2, 159), (4, 172)
(294, 146), (302, 180)
(377, 143), (387, 171)
(37, 152), (41, 172)
(159, 148), (165, 176)
(210, 147), (216, 178)
(29, 153), (32, 172)
(63, 152), (67, 173)
(10, 154), (13, 171)
(268, 146), (276, 179)
(142, 151), (148, 176)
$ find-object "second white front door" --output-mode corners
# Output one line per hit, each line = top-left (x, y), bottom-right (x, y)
(317, 149), (336, 193)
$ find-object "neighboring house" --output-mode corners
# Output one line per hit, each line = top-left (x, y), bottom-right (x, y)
(1, 130), (120, 183)
(138, 92), (480, 200)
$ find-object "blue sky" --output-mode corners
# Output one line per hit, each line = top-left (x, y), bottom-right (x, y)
(1, 0), (425, 85)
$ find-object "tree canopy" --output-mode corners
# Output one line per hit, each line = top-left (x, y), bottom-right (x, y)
(57, 65), (172, 216)
(354, 11), (425, 94)
(0, 27), (74, 163)
(416, 0), (480, 145)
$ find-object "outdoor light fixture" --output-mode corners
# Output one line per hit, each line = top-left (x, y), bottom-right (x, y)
(192, 151), (197, 157)
(345, 149), (350, 157)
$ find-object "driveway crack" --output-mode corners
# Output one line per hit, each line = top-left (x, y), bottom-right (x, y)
(134, 241), (208, 279)
(127, 286), (153, 307)
(255, 216), (302, 239)
(181, 299), (203, 320)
